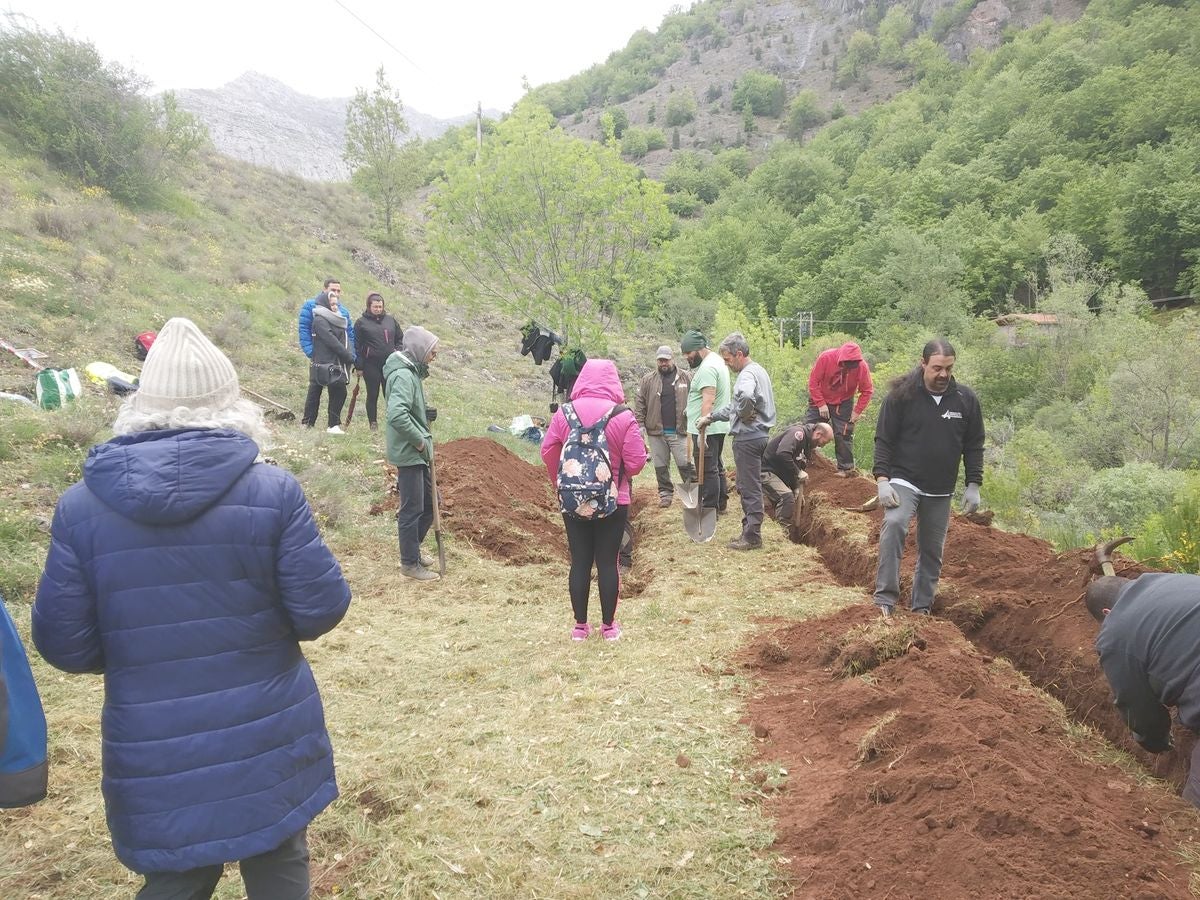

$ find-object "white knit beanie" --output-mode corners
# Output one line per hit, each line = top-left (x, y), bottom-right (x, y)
(132, 318), (240, 414)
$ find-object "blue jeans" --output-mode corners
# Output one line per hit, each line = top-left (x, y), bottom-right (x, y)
(873, 484), (952, 613)
(396, 464), (433, 566)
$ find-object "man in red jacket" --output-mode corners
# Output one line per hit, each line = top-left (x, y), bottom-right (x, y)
(805, 341), (874, 477)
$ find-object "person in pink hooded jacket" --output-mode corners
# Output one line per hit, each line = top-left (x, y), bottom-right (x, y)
(541, 359), (647, 642)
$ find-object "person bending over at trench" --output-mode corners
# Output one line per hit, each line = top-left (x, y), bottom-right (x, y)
(541, 359), (646, 642)
(762, 421), (834, 525)
(1086, 572), (1200, 807)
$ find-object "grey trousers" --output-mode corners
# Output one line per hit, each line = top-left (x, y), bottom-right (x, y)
(732, 436), (768, 541)
(648, 432), (693, 497)
(397, 464), (434, 566)
(873, 484), (952, 613)
(137, 829), (309, 900)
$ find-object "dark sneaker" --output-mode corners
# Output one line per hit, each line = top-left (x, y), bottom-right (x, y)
(912, 608), (932, 617)
(879, 605), (895, 623)
(400, 563), (440, 581)
(727, 536), (762, 551)
(658, 496), (672, 508)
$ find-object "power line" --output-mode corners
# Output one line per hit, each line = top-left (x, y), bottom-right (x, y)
(331, 0), (423, 74)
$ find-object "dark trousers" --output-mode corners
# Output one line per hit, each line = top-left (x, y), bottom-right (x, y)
(691, 433), (728, 510)
(363, 365), (385, 425)
(806, 398), (855, 470)
(732, 435), (768, 541)
(303, 381), (347, 428)
(1185, 739), (1200, 808)
(563, 505), (628, 627)
(136, 829), (309, 900)
(397, 464), (434, 566)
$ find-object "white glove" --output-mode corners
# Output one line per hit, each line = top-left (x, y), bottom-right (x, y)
(696, 414), (713, 430)
(877, 480), (900, 508)
(962, 483), (981, 514)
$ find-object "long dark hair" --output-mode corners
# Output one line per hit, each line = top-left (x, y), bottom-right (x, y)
(887, 338), (956, 402)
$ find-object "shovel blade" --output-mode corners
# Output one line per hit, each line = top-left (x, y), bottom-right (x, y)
(683, 506), (718, 543)
(678, 481), (700, 510)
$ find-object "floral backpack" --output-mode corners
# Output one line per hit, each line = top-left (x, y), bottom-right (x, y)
(556, 402), (627, 519)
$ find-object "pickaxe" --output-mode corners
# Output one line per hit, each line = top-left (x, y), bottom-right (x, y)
(1091, 536), (1134, 577)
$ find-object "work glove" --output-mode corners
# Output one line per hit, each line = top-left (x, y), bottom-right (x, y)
(877, 480), (900, 508)
(962, 483), (981, 514)
(696, 414), (713, 430)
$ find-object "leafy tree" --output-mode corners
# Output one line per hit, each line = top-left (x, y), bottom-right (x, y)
(732, 71), (787, 117)
(0, 18), (206, 204)
(786, 90), (828, 141)
(877, 6), (915, 65)
(840, 31), (879, 84)
(344, 67), (416, 237)
(1066, 463), (1188, 533)
(603, 106), (629, 138)
(665, 91), (698, 127)
(427, 102), (672, 347)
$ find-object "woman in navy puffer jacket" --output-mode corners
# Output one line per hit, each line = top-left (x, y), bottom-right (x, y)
(34, 318), (351, 899)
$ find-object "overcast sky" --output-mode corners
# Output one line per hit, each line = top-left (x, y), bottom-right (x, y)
(4, 0), (690, 118)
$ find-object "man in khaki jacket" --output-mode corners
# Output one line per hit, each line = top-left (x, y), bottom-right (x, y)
(634, 345), (694, 507)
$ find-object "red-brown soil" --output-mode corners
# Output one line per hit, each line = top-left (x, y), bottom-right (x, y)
(369, 437), (568, 565)
(741, 604), (1199, 899)
(793, 456), (1196, 788)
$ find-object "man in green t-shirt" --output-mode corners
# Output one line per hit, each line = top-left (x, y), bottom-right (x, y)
(681, 330), (731, 512)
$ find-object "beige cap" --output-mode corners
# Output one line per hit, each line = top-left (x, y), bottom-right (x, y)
(655, 345), (673, 360)
(132, 317), (240, 414)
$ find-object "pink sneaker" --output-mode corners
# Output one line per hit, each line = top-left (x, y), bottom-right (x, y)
(570, 623), (592, 641)
(601, 622), (622, 642)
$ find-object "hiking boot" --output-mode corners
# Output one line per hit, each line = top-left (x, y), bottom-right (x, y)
(659, 495), (672, 508)
(400, 563), (439, 581)
(878, 605), (895, 624)
(727, 536), (762, 551)
(833, 469), (858, 478)
(601, 622), (622, 642)
(327, 425), (345, 435)
(571, 623), (593, 641)
(912, 607), (932, 617)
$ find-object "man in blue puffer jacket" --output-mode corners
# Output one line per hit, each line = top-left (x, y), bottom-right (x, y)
(34, 317), (351, 899)
(299, 277), (356, 427)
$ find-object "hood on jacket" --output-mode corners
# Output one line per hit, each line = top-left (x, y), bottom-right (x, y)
(403, 326), (439, 364)
(83, 429), (259, 526)
(835, 342), (865, 365)
(383, 348), (416, 380)
(569, 359), (626, 405)
(363, 292), (385, 319)
(313, 304), (347, 329)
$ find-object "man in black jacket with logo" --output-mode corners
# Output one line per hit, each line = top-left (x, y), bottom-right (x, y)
(872, 338), (984, 619)
(353, 292), (404, 431)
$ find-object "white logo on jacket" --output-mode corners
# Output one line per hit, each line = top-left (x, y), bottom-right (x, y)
(941, 410), (962, 420)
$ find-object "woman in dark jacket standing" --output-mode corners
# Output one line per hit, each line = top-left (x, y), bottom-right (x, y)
(311, 291), (356, 433)
(353, 291), (404, 430)
(34, 318), (351, 900)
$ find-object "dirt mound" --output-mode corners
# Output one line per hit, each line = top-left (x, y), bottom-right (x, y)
(793, 457), (1195, 788)
(741, 605), (1199, 899)
(370, 437), (568, 565)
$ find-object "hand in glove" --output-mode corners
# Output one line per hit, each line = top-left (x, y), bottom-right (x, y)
(696, 414), (713, 430)
(877, 480), (900, 508)
(962, 483), (981, 514)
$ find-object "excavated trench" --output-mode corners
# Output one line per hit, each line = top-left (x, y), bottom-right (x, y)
(791, 455), (1195, 789)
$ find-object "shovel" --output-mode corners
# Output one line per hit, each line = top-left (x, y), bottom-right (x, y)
(429, 447), (447, 576)
(682, 427), (717, 543)
(678, 432), (700, 510)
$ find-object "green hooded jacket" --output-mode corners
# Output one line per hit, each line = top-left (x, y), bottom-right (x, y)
(383, 350), (431, 468)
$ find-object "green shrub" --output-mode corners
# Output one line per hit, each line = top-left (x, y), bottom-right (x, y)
(0, 20), (207, 204)
(1066, 463), (1187, 535)
(665, 92), (698, 127)
(731, 71), (787, 118)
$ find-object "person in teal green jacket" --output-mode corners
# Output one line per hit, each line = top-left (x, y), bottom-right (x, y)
(384, 326), (440, 582)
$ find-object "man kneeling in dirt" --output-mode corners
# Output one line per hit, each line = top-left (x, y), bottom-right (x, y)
(1086, 573), (1200, 806)
(762, 422), (834, 526)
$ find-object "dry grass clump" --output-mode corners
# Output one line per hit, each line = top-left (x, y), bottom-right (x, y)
(830, 621), (922, 677)
(856, 710), (901, 764)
